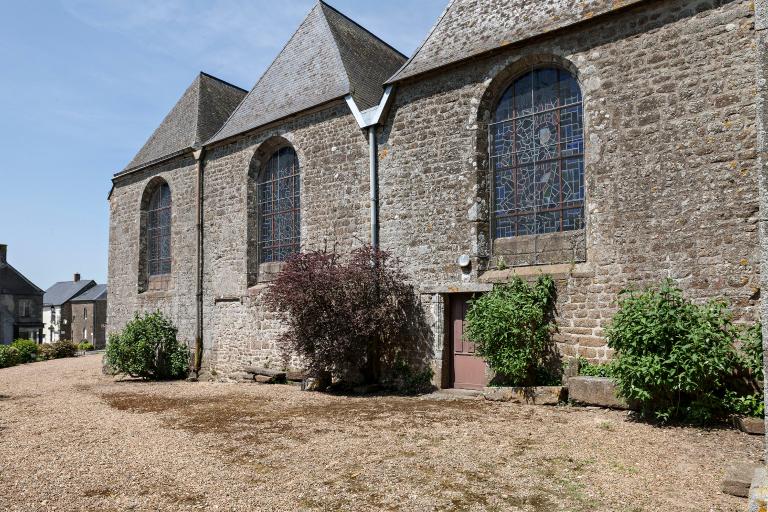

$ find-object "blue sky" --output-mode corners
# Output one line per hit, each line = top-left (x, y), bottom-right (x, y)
(0, 0), (446, 290)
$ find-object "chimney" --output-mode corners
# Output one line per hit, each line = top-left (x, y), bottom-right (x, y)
(73, 273), (81, 282)
(0, 244), (6, 264)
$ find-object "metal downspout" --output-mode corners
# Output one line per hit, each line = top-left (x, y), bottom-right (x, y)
(369, 125), (379, 249)
(193, 148), (205, 375)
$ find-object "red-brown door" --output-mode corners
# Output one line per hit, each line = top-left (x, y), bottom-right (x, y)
(450, 294), (488, 390)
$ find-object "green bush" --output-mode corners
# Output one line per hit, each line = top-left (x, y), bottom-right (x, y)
(725, 391), (764, 418)
(606, 280), (741, 423)
(78, 341), (95, 351)
(578, 357), (616, 378)
(465, 275), (558, 386)
(104, 312), (189, 380)
(0, 345), (20, 368)
(737, 322), (763, 381)
(11, 339), (38, 363)
(47, 340), (78, 359)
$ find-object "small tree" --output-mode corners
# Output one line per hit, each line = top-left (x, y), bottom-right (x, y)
(265, 245), (429, 386)
(464, 276), (558, 386)
(104, 312), (189, 380)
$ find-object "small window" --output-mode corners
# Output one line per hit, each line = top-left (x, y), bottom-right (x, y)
(18, 299), (31, 318)
(83, 307), (87, 320)
(147, 183), (172, 276)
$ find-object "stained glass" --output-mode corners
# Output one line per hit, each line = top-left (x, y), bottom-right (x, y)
(147, 182), (172, 276)
(258, 147), (300, 263)
(490, 68), (584, 238)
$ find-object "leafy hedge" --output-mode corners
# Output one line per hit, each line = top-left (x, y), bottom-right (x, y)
(0, 346), (20, 368)
(11, 339), (38, 363)
(465, 276), (559, 386)
(78, 341), (95, 351)
(607, 280), (762, 423)
(104, 312), (189, 380)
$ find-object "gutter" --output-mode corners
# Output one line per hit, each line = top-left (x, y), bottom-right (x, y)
(345, 86), (396, 249)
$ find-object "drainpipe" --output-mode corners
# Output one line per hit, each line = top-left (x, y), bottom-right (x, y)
(369, 125), (379, 249)
(345, 86), (395, 249)
(193, 148), (205, 376)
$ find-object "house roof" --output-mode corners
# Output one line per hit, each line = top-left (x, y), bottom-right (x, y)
(0, 261), (43, 296)
(70, 284), (107, 303)
(119, 72), (247, 175)
(206, 1), (406, 145)
(43, 280), (96, 306)
(387, 0), (646, 84)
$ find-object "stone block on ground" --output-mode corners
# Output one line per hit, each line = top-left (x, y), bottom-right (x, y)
(567, 376), (631, 409)
(735, 416), (765, 436)
(244, 367), (286, 379)
(483, 386), (566, 405)
(285, 371), (306, 382)
(723, 462), (761, 498)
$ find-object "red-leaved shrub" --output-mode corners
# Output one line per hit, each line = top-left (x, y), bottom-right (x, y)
(265, 245), (431, 387)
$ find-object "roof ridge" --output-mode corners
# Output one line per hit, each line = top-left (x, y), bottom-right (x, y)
(386, 0), (456, 84)
(319, 1), (407, 60)
(199, 71), (248, 93)
(316, 3), (353, 95)
(206, 4), (327, 145)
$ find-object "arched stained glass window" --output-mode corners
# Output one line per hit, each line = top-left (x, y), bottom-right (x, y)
(147, 182), (171, 275)
(490, 67), (584, 238)
(259, 147), (300, 263)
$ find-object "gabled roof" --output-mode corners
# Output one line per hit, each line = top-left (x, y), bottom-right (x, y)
(70, 284), (107, 303)
(207, 1), (406, 145)
(0, 261), (43, 296)
(43, 280), (96, 306)
(120, 72), (247, 175)
(387, 0), (646, 84)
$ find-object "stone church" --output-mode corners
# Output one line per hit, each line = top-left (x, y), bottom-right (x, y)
(108, 0), (767, 389)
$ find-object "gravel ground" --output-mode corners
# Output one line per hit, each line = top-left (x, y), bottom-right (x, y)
(0, 355), (763, 512)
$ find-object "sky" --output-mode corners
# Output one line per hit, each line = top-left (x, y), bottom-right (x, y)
(0, 0), (447, 290)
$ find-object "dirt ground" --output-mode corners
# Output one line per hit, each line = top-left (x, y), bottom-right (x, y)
(0, 355), (762, 511)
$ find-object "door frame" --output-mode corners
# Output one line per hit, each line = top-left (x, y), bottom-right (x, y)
(446, 292), (488, 390)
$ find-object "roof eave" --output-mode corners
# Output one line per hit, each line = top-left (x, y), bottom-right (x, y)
(112, 147), (195, 181)
(203, 95), (350, 149)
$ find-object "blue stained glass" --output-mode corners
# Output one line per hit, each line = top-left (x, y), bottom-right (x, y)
(258, 147), (300, 263)
(491, 68), (584, 238)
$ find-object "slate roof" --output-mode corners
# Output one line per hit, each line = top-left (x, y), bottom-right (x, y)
(207, 1), (406, 145)
(70, 284), (107, 303)
(0, 261), (43, 296)
(120, 72), (247, 175)
(388, 0), (646, 83)
(43, 280), (96, 306)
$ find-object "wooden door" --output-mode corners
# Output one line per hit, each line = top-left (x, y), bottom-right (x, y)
(450, 294), (487, 390)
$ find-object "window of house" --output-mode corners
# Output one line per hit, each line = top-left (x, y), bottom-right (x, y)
(490, 67), (584, 238)
(83, 307), (87, 320)
(19, 299), (31, 317)
(147, 182), (172, 275)
(258, 147), (300, 263)
(51, 307), (56, 323)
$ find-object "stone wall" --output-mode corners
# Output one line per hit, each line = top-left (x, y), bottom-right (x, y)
(71, 301), (107, 349)
(378, 0), (760, 367)
(201, 101), (371, 375)
(107, 155), (198, 346)
(107, 0), (762, 384)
